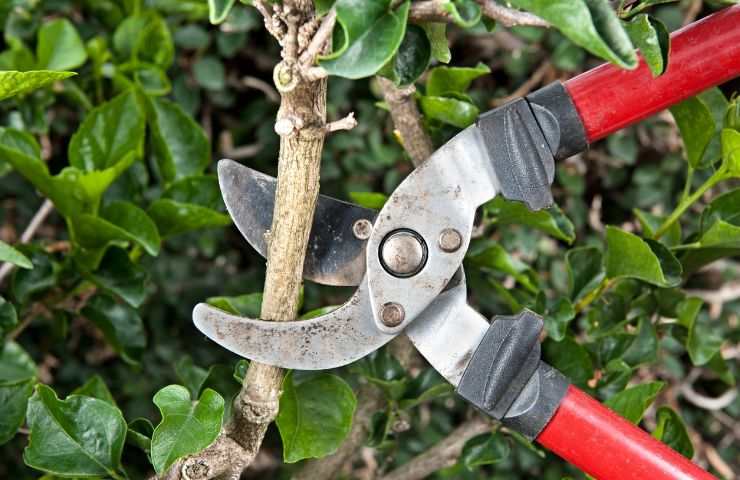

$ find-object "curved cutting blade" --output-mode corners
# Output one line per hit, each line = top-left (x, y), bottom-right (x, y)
(193, 278), (395, 369)
(218, 159), (376, 286)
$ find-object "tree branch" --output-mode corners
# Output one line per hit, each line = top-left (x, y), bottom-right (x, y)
(379, 416), (491, 480)
(408, 0), (549, 28)
(0, 199), (54, 285)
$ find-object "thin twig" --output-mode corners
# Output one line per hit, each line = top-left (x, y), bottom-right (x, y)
(378, 416), (491, 480)
(680, 369), (738, 411)
(242, 76), (280, 103)
(409, 0), (548, 27)
(299, 9), (336, 67)
(0, 199), (54, 285)
(490, 61), (551, 107)
(325, 112), (357, 133)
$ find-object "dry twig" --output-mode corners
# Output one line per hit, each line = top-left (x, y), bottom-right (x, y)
(0, 199), (54, 285)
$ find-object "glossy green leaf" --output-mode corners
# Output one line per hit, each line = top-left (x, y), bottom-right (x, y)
(652, 406), (693, 459)
(624, 15), (669, 77)
(443, 0), (482, 28)
(421, 23), (450, 64)
(0, 379), (34, 445)
(24, 385), (127, 479)
(461, 433), (510, 471)
(604, 381), (663, 423)
(151, 385), (224, 474)
(621, 316), (657, 366)
(11, 249), (58, 305)
(634, 208), (681, 245)
(126, 418), (154, 453)
(85, 248), (148, 308)
(209, 0), (237, 23)
(677, 297), (722, 366)
(148, 199), (231, 237)
(0, 71), (76, 101)
(277, 372), (357, 462)
(207, 292), (262, 317)
(544, 298), (575, 341)
(353, 349), (407, 400)
(467, 240), (538, 293)
(722, 128), (740, 176)
(72, 375), (116, 406)
(0, 240), (32, 269)
(348, 191), (387, 209)
(113, 12), (174, 68)
(102, 201), (160, 255)
(399, 369), (454, 409)
(146, 96), (211, 182)
(604, 226), (681, 287)
(670, 96), (716, 168)
(596, 359), (632, 399)
(0, 341), (36, 384)
(0, 296), (18, 338)
(385, 25), (430, 86)
(320, 0), (410, 79)
(566, 246), (605, 302)
(426, 62), (490, 97)
(506, 0), (637, 69)
(484, 197), (575, 243)
(175, 356), (209, 398)
(543, 337), (593, 388)
(36, 19), (88, 70)
(69, 90), (145, 173)
(419, 95), (478, 128)
(82, 293), (147, 365)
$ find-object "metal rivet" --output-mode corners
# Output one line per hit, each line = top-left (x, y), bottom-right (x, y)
(379, 229), (427, 278)
(352, 219), (373, 240)
(438, 228), (463, 253)
(380, 302), (405, 327)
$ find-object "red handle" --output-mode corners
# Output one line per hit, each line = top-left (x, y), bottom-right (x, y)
(537, 386), (715, 480)
(565, 5), (740, 143)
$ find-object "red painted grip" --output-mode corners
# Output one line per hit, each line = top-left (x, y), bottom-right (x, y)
(537, 386), (715, 480)
(565, 5), (740, 142)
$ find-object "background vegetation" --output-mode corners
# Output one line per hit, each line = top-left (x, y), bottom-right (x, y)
(0, 0), (738, 479)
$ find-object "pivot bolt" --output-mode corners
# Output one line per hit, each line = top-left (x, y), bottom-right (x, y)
(352, 219), (373, 240)
(438, 228), (463, 253)
(380, 302), (405, 327)
(379, 229), (427, 277)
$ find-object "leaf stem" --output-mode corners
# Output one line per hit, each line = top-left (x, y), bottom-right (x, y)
(654, 169), (726, 240)
(681, 166), (694, 202)
(574, 277), (613, 314)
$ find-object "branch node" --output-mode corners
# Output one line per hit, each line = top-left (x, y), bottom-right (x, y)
(274, 115), (304, 137)
(181, 458), (210, 480)
(273, 62), (299, 93)
(239, 395), (280, 424)
(303, 66), (329, 82)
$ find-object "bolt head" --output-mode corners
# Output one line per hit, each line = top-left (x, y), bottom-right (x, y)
(438, 228), (463, 253)
(380, 302), (405, 327)
(352, 219), (373, 240)
(379, 229), (427, 277)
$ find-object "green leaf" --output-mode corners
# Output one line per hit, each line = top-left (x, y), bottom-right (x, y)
(624, 15), (669, 77)
(0, 379), (34, 445)
(604, 381), (663, 423)
(0, 240), (32, 269)
(399, 369), (453, 409)
(146, 96), (211, 182)
(11, 248), (58, 305)
(461, 433), (510, 471)
(0, 71), (76, 101)
(677, 297), (722, 366)
(353, 349), (407, 400)
(24, 384), (127, 479)
(566, 246), (605, 302)
(207, 292), (262, 317)
(596, 359), (632, 399)
(669, 96), (716, 168)
(467, 240), (538, 293)
(320, 0), (410, 79)
(506, 0), (637, 69)
(209, 0), (237, 23)
(277, 372), (357, 463)
(82, 293), (147, 365)
(126, 418), (154, 453)
(443, 0), (482, 27)
(484, 197), (575, 243)
(544, 298), (575, 341)
(348, 191), (387, 209)
(85, 247), (148, 308)
(148, 199), (231, 237)
(0, 341), (36, 384)
(426, 63), (490, 97)
(69, 90), (145, 173)
(721, 128), (740, 176)
(193, 56), (226, 90)
(621, 316), (657, 366)
(634, 208), (681, 245)
(36, 19), (88, 70)
(419, 95), (478, 128)
(72, 375), (116, 406)
(421, 23), (450, 64)
(543, 337), (593, 388)
(385, 24), (430, 86)
(151, 385), (225, 474)
(175, 356), (209, 398)
(0, 296), (18, 339)
(113, 12), (174, 68)
(652, 406), (693, 459)
(102, 201), (160, 256)
(604, 226), (681, 287)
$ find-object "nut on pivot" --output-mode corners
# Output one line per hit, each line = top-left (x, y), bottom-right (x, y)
(380, 302), (405, 327)
(438, 228), (463, 253)
(379, 229), (428, 278)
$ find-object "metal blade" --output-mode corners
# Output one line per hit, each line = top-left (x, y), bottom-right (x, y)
(218, 159), (376, 286)
(405, 275), (489, 387)
(193, 277), (394, 369)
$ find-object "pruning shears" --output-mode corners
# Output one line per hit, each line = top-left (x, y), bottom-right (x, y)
(193, 6), (740, 480)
